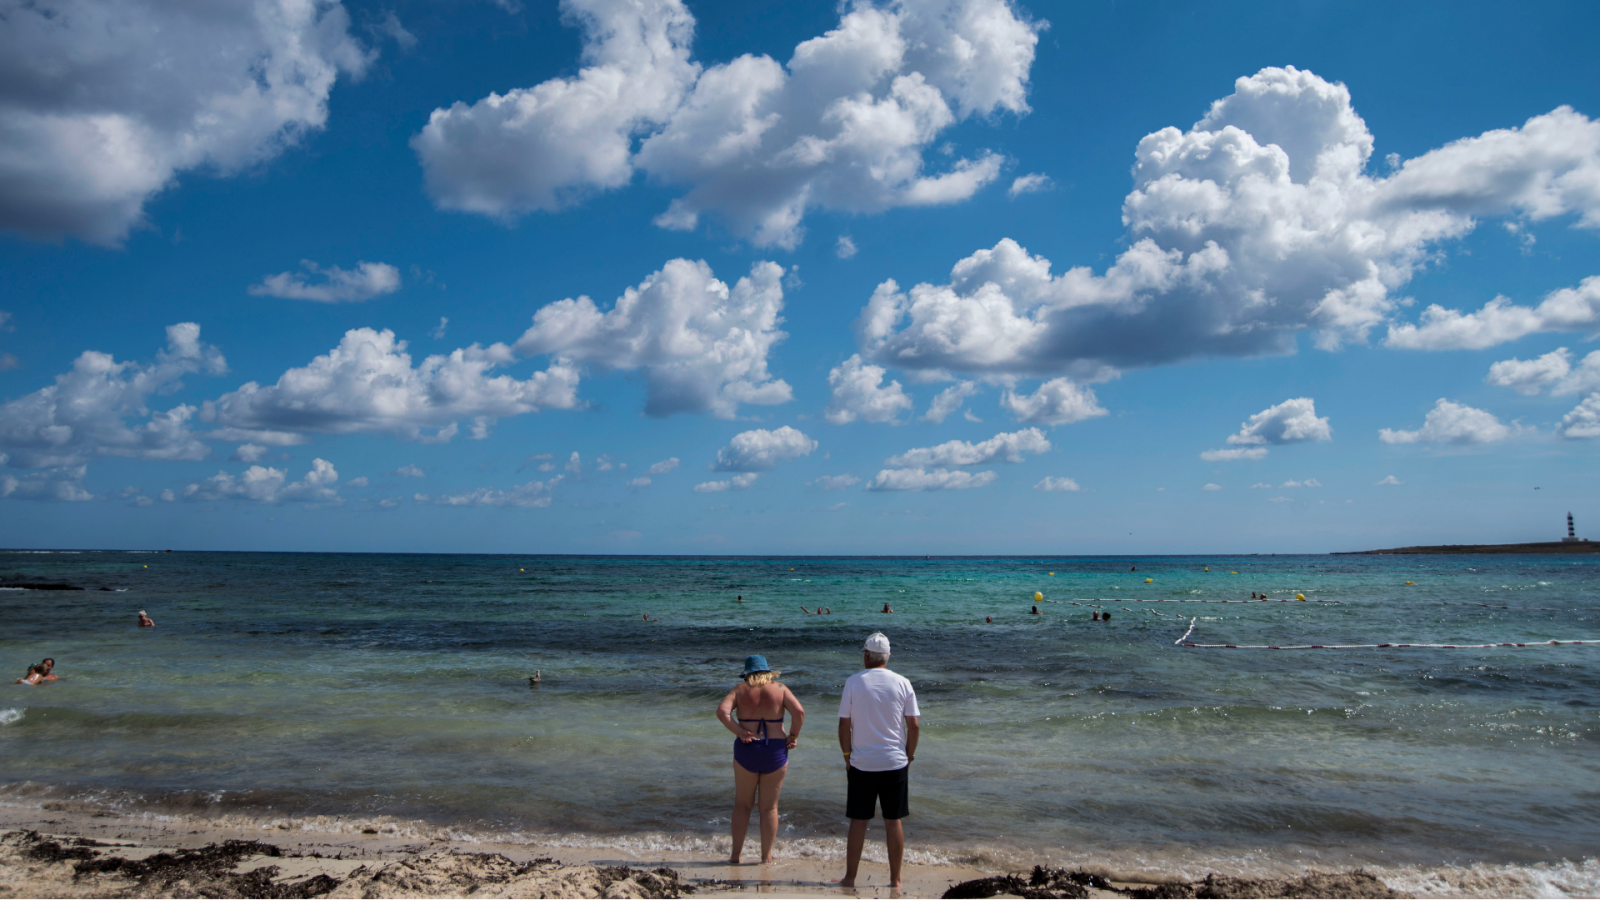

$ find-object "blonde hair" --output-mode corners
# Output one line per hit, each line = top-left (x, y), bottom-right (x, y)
(743, 670), (781, 686)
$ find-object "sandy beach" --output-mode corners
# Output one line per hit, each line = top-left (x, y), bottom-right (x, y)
(0, 802), (1425, 899)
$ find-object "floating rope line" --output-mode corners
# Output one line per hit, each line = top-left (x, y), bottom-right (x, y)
(1173, 619), (1600, 650)
(1174, 618), (1198, 644)
(1079, 597), (1343, 605)
(1437, 601), (1567, 612)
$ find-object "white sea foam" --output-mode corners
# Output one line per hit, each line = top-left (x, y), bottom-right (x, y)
(1384, 858), (1600, 898)
(0, 709), (23, 726)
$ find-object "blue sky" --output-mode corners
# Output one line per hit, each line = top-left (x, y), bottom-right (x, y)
(2, 0), (1599, 554)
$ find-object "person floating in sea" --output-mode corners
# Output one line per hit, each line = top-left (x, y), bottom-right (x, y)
(1029, 605), (1041, 615)
(881, 603), (892, 614)
(737, 595), (744, 603)
(1092, 611), (1100, 621)
(717, 655), (804, 866)
(138, 610), (155, 627)
(801, 606), (830, 615)
(529, 670), (541, 687)
(35, 658), (57, 682)
(1101, 612), (1111, 622)
(985, 616), (993, 623)
(15, 664), (42, 686)
(838, 632), (919, 889)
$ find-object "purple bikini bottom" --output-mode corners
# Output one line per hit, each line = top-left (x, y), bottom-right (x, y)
(734, 737), (789, 775)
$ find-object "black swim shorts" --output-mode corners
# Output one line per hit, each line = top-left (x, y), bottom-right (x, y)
(846, 765), (909, 820)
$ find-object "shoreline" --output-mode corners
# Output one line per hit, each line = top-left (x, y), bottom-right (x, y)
(1, 798), (1597, 898)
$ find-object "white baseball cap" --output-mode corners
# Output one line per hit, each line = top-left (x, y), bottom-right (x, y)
(863, 632), (891, 654)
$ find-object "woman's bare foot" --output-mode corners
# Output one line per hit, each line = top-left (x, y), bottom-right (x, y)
(761, 856), (774, 864)
(729, 855), (740, 865)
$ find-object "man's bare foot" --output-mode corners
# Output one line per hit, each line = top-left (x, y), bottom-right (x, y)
(761, 857), (774, 864)
(729, 856), (740, 865)
(836, 877), (854, 887)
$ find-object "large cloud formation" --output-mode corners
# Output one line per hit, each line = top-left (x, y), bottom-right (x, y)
(515, 259), (791, 419)
(0, 324), (227, 500)
(855, 66), (1600, 403)
(0, 0), (372, 245)
(413, 0), (1041, 247)
(206, 328), (580, 443)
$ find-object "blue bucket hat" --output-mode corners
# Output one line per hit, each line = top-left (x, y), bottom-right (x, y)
(742, 655), (771, 676)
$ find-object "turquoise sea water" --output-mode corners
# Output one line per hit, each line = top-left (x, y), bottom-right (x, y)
(2, 551), (1598, 890)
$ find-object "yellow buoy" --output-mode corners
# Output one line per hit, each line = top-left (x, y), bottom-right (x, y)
(143, 565), (148, 568)
(1144, 578), (1153, 583)
(1405, 581), (1415, 585)
(1204, 567), (1209, 572)
(1049, 572), (1054, 576)
(1296, 593), (1306, 601)
(520, 568), (525, 572)
(1034, 591), (1043, 602)
(1230, 571), (1238, 575)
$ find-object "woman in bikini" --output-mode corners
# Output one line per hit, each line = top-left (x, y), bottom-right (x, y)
(715, 655), (805, 865)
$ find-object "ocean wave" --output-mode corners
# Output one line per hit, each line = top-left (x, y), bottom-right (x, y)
(0, 709), (21, 726)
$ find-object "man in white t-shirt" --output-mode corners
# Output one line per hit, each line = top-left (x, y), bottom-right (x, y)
(836, 632), (920, 888)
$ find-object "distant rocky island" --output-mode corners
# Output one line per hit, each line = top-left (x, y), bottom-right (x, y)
(1337, 540), (1600, 555)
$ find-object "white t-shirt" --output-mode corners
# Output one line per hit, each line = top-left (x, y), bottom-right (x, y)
(839, 667), (920, 772)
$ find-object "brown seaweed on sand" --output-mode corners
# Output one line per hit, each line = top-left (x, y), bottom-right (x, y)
(943, 865), (1402, 900)
(0, 829), (693, 899)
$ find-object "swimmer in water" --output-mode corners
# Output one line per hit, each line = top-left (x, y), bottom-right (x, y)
(881, 603), (892, 614)
(1102, 612), (1111, 622)
(737, 595), (744, 603)
(36, 658), (57, 682)
(985, 616), (993, 623)
(1251, 592), (1258, 599)
(529, 670), (541, 687)
(1029, 605), (1041, 615)
(15, 664), (42, 685)
(138, 610), (155, 627)
(1092, 611), (1100, 621)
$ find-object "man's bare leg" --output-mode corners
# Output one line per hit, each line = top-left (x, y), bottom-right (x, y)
(730, 762), (760, 863)
(756, 766), (787, 863)
(885, 819), (905, 887)
(839, 818), (869, 887)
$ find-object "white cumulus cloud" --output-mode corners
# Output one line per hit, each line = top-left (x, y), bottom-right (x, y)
(998, 378), (1108, 425)
(207, 327), (579, 443)
(647, 457), (681, 475)
(712, 426), (817, 472)
(921, 381), (979, 423)
(1201, 398), (1331, 460)
(1033, 476), (1080, 492)
(1375, 475), (1403, 485)
(1557, 395), (1600, 439)
(514, 259), (790, 419)
(811, 474), (861, 491)
(183, 458), (340, 504)
(854, 67), (1600, 391)
(416, 475), (562, 508)
(0, 324), (226, 480)
(248, 260), (402, 303)
(0, 0), (372, 246)
(414, 0), (1041, 247)
(1008, 173), (1053, 197)
(866, 467), (996, 491)
(886, 428), (1048, 467)
(1385, 277), (1600, 351)
(825, 355), (913, 425)
(836, 236), (859, 259)
(1379, 399), (1513, 445)
(694, 472), (759, 492)
(1202, 483), (1222, 491)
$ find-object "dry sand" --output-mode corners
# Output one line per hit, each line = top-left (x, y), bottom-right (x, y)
(0, 803), (1404, 899)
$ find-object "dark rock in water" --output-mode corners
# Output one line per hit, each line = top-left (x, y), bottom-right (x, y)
(0, 581), (85, 591)
(97, 586), (113, 591)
